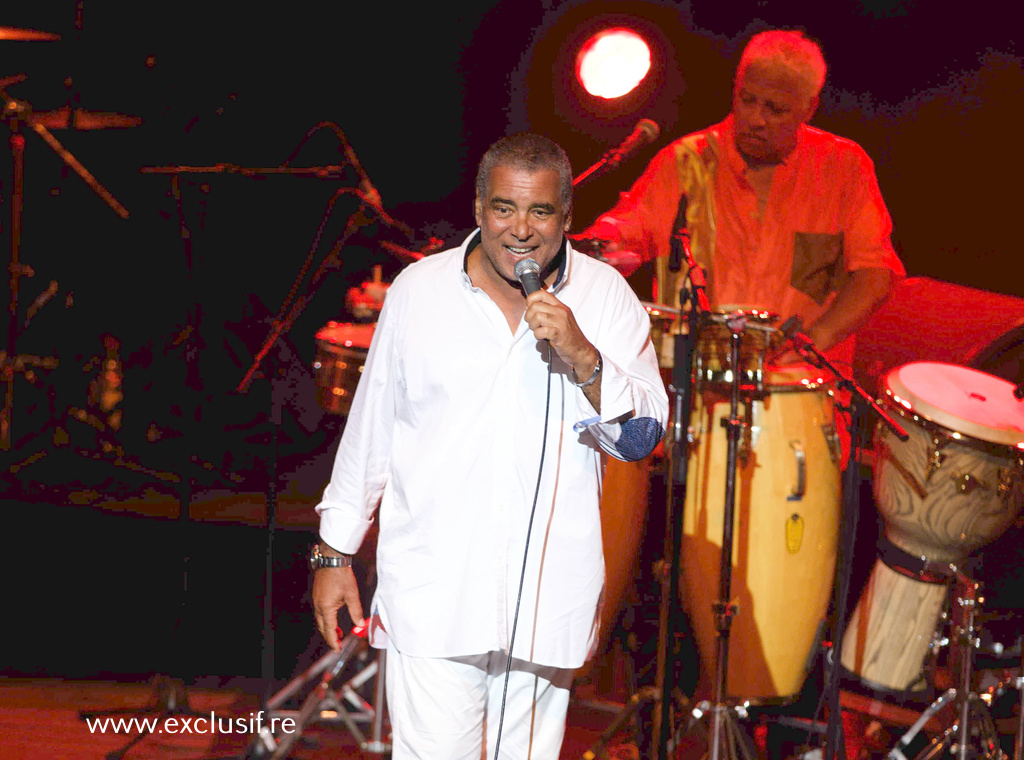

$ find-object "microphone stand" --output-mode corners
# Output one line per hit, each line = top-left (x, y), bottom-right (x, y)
(678, 310), (758, 760)
(650, 238), (706, 760)
(782, 325), (909, 760)
(232, 191), (413, 708)
(651, 229), (708, 760)
(571, 121), (659, 189)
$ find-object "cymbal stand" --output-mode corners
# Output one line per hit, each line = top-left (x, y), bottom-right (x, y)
(885, 572), (1004, 760)
(1, 78), (128, 453)
(677, 312), (758, 760)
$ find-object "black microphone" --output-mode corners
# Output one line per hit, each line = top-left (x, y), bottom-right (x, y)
(780, 315), (815, 350)
(780, 315), (804, 340)
(605, 119), (660, 167)
(514, 258), (543, 296)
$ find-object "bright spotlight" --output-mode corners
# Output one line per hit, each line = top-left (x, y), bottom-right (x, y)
(576, 28), (652, 99)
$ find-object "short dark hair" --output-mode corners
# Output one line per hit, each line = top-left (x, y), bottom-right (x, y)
(475, 133), (573, 213)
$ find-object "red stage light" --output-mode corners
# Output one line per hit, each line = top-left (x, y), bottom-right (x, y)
(576, 28), (652, 100)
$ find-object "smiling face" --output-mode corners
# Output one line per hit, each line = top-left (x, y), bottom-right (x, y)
(472, 163), (571, 293)
(733, 61), (817, 164)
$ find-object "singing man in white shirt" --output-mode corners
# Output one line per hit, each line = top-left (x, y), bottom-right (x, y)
(311, 133), (668, 759)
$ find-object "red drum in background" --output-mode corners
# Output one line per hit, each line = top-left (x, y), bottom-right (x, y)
(314, 322), (376, 416)
(842, 362), (1024, 692)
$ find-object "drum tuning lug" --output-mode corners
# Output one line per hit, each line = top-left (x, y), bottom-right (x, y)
(713, 601), (738, 631)
(950, 472), (990, 495)
(926, 447), (947, 479)
(821, 422), (840, 464)
(996, 468), (1016, 498)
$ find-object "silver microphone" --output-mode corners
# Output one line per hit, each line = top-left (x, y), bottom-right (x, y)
(514, 258), (542, 296)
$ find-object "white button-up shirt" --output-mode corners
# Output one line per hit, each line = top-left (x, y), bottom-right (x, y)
(316, 231), (668, 668)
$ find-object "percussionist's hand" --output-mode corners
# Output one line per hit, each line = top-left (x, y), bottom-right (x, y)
(524, 290), (600, 379)
(313, 567), (365, 651)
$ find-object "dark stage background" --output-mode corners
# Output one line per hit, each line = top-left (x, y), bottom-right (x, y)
(1, 1), (1022, 683)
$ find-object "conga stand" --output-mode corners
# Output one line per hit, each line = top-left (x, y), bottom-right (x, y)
(678, 312), (759, 760)
(779, 320), (909, 760)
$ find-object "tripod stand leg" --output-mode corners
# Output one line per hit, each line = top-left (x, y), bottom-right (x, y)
(264, 648), (340, 711)
(723, 709), (757, 760)
(580, 688), (658, 760)
(911, 725), (958, 760)
(245, 633), (379, 759)
(887, 688), (957, 760)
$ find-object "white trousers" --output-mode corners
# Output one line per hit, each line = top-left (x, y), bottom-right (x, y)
(385, 641), (575, 760)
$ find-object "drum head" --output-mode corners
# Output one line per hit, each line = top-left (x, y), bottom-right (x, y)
(883, 361), (1024, 447)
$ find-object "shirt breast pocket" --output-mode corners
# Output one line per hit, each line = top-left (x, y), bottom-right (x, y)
(791, 232), (845, 305)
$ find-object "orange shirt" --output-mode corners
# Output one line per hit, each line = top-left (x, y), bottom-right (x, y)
(602, 115), (905, 366)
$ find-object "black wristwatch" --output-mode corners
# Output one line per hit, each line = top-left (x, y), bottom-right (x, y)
(309, 543), (353, 571)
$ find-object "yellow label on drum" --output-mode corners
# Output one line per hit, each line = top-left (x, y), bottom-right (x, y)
(786, 514), (805, 553)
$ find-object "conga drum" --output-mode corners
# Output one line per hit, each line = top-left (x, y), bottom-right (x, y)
(592, 303), (672, 662)
(681, 310), (842, 701)
(841, 362), (1024, 692)
(313, 322), (376, 415)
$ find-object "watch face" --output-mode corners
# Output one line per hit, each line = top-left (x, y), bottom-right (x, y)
(309, 546), (321, 571)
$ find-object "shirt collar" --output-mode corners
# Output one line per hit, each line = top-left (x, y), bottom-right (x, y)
(720, 113), (805, 177)
(459, 229), (571, 293)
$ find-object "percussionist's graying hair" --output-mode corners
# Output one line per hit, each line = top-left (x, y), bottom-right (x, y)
(476, 133), (574, 214)
(738, 30), (827, 102)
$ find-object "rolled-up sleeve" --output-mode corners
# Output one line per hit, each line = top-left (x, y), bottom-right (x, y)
(571, 269), (668, 462)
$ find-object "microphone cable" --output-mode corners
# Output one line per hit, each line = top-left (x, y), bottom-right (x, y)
(492, 339), (554, 760)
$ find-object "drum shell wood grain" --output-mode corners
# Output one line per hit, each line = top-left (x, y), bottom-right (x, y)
(680, 374), (841, 701)
(872, 413), (1023, 562)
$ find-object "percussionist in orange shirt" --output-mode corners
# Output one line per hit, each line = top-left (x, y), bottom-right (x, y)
(578, 29), (905, 368)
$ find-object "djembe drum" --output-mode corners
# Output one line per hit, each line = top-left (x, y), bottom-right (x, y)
(842, 361), (1024, 692)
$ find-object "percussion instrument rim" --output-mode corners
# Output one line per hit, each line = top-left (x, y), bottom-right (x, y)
(877, 401), (1024, 457)
(696, 377), (833, 394)
(315, 321), (377, 349)
(881, 361), (1024, 449)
